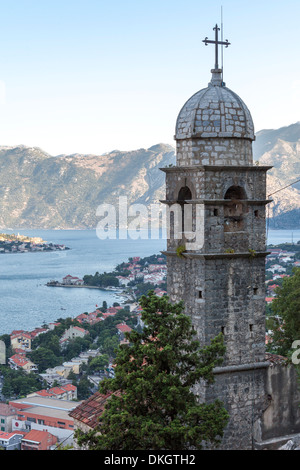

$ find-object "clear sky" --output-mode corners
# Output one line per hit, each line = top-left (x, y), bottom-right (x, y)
(0, 0), (299, 156)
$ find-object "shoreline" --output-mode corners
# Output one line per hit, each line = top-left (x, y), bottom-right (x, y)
(46, 283), (122, 292)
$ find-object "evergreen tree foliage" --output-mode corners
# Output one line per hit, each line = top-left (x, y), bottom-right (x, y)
(268, 267), (300, 357)
(76, 292), (229, 450)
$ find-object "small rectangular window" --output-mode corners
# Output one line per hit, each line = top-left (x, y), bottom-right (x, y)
(253, 287), (258, 295)
(213, 209), (218, 216)
(254, 210), (259, 217)
(27, 417), (36, 423)
(198, 290), (203, 299)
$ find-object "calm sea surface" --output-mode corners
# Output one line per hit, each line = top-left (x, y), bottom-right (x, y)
(0, 228), (298, 335)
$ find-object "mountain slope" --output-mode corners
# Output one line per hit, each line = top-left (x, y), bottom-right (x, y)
(253, 122), (300, 228)
(0, 122), (300, 230)
(0, 144), (175, 229)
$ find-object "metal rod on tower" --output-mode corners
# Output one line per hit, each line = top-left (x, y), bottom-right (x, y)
(221, 6), (224, 82)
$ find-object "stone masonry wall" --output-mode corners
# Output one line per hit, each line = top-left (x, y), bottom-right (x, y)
(204, 366), (267, 450)
(163, 165), (269, 254)
(166, 252), (268, 450)
(176, 138), (253, 167)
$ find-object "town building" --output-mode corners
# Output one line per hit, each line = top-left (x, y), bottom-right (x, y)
(116, 323), (132, 341)
(60, 325), (89, 344)
(62, 275), (84, 285)
(0, 431), (25, 450)
(8, 353), (38, 373)
(0, 404), (18, 432)
(20, 429), (57, 450)
(27, 384), (77, 401)
(10, 331), (32, 351)
(10, 396), (80, 445)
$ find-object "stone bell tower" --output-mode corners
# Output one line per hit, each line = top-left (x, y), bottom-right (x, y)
(161, 25), (272, 449)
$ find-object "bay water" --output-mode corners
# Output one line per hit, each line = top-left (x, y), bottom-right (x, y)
(0, 228), (298, 335)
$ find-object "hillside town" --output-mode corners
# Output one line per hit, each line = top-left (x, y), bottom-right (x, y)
(0, 254), (167, 450)
(0, 233), (69, 254)
(0, 245), (299, 450)
(47, 254), (168, 294)
(0, 309), (143, 449)
(265, 244), (300, 301)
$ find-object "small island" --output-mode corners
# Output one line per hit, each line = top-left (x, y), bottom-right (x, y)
(0, 232), (70, 254)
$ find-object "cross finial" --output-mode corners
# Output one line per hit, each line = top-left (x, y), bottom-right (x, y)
(203, 23), (230, 70)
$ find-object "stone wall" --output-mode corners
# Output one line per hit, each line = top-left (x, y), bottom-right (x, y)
(166, 254), (266, 366)
(206, 366), (268, 450)
(165, 230), (268, 449)
(259, 361), (300, 443)
(176, 138), (253, 167)
(162, 164), (270, 254)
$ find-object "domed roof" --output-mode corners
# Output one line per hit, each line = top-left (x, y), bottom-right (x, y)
(175, 69), (255, 141)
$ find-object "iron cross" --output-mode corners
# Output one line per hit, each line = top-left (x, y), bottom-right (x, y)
(203, 24), (230, 70)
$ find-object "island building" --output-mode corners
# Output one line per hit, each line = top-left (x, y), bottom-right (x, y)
(161, 24), (300, 449)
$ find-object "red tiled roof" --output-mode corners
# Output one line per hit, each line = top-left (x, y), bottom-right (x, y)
(0, 431), (25, 440)
(30, 328), (47, 338)
(265, 352), (288, 365)
(73, 326), (88, 334)
(0, 404), (17, 416)
(106, 307), (118, 314)
(116, 323), (132, 333)
(69, 391), (119, 429)
(36, 390), (53, 397)
(13, 349), (26, 355)
(102, 312), (117, 318)
(61, 384), (77, 392)
(76, 313), (88, 320)
(9, 354), (30, 367)
(10, 331), (31, 340)
(22, 429), (57, 446)
(49, 387), (65, 395)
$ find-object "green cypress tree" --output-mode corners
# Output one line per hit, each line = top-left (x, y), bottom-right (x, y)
(76, 292), (229, 450)
(268, 267), (300, 357)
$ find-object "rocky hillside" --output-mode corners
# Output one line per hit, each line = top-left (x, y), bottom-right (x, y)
(253, 122), (300, 228)
(0, 122), (300, 229)
(0, 144), (175, 229)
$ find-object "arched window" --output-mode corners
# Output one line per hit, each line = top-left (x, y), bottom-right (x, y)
(224, 185), (246, 232)
(224, 185), (247, 200)
(177, 186), (192, 234)
(178, 186), (192, 202)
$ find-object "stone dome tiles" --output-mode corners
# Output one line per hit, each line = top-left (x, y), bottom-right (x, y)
(175, 74), (255, 142)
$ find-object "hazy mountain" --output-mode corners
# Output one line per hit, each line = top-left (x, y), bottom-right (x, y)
(0, 143), (175, 229)
(253, 122), (300, 229)
(0, 122), (300, 230)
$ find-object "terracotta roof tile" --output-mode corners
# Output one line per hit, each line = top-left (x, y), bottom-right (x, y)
(265, 352), (288, 365)
(69, 391), (120, 429)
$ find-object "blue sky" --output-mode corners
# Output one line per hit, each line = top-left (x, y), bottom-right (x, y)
(0, 0), (299, 155)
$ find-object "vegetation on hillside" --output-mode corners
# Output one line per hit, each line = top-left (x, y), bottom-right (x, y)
(76, 292), (229, 450)
(266, 267), (300, 358)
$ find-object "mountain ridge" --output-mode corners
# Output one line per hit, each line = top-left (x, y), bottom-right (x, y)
(0, 124), (300, 229)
